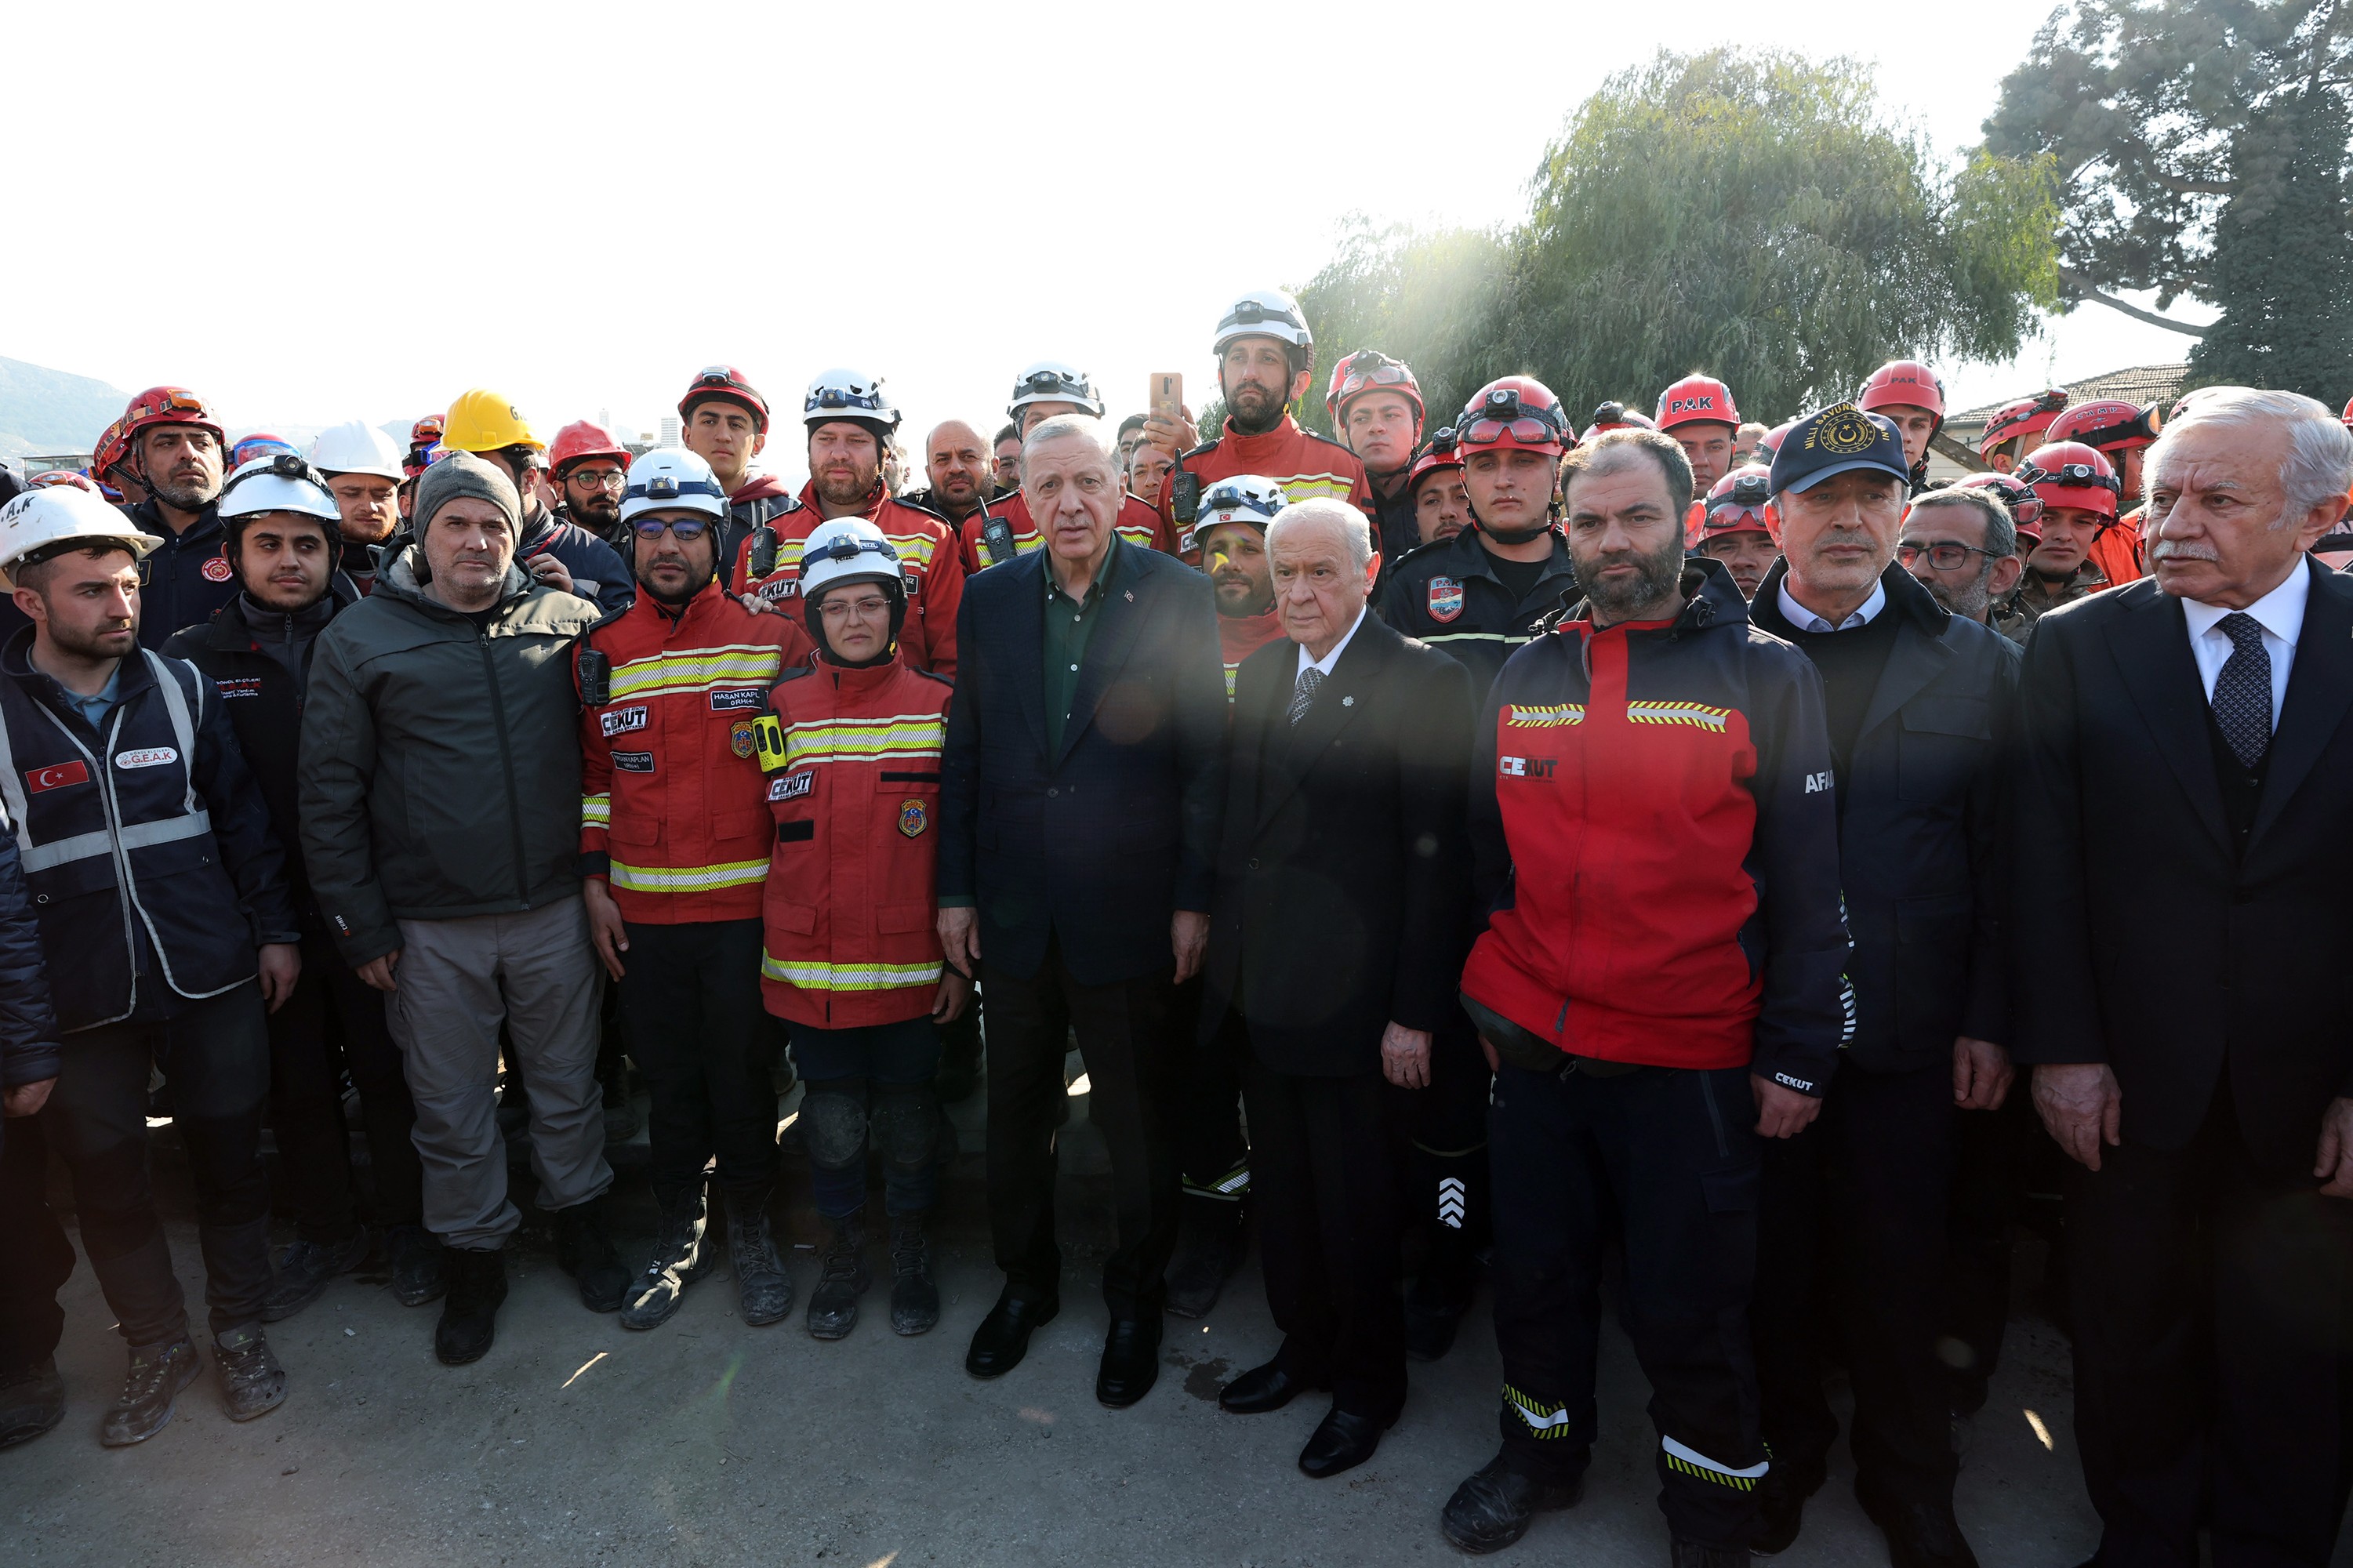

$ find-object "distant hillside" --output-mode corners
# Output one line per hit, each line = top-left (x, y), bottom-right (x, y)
(0, 356), (132, 459)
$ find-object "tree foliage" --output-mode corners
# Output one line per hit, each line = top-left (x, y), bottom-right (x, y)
(1983, 0), (2352, 310)
(2187, 82), (2353, 395)
(1293, 49), (2061, 430)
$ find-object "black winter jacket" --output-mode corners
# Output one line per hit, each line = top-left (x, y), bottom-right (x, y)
(0, 818), (61, 1156)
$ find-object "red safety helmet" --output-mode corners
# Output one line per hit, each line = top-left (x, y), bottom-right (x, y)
(2016, 441), (2120, 522)
(1951, 470), (2046, 545)
(1324, 349), (1424, 429)
(1654, 373), (1741, 433)
(2342, 395), (2352, 431)
(548, 419), (630, 478)
(1578, 400), (1656, 444)
(1755, 419), (1796, 462)
(408, 413), (445, 448)
(678, 365), (770, 434)
(120, 385), (225, 447)
(1456, 377), (1570, 458)
(1700, 465), (1777, 542)
(1978, 387), (2069, 457)
(1404, 428), (1463, 494)
(91, 417), (133, 479)
(28, 470), (102, 495)
(1857, 359), (1947, 430)
(2046, 398), (2162, 453)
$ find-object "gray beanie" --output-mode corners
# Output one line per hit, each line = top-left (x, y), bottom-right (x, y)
(413, 451), (522, 533)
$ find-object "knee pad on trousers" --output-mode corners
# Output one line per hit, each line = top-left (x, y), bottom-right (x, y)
(870, 1084), (940, 1172)
(801, 1080), (869, 1171)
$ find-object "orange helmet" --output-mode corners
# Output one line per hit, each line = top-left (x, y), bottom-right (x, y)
(1654, 373), (1740, 432)
(1456, 377), (1570, 458)
(2016, 441), (2121, 522)
(2046, 398), (2162, 454)
(1952, 470), (2045, 545)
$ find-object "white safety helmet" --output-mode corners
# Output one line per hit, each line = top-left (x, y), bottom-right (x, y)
(1212, 289), (1314, 359)
(619, 448), (728, 528)
(797, 516), (906, 648)
(308, 419), (409, 481)
(1184, 473), (1287, 554)
(0, 486), (163, 588)
(217, 453), (341, 524)
(804, 368), (901, 434)
(1007, 361), (1105, 423)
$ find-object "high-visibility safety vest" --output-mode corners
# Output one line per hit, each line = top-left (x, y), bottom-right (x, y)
(759, 655), (953, 1029)
(0, 638), (298, 1031)
(576, 581), (797, 924)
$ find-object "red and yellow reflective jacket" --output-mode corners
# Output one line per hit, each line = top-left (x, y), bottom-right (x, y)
(728, 483), (966, 676)
(956, 491), (1174, 574)
(1162, 413), (1372, 532)
(576, 581), (799, 923)
(760, 655), (954, 1028)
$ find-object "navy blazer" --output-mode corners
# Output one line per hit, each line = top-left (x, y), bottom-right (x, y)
(939, 541), (1227, 986)
(2010, 559), (2353, 1174)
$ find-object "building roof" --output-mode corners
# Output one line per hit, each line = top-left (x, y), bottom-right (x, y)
(1948, 364), (2188, 432)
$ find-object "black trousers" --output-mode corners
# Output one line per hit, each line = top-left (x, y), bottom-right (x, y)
(0, 983), (271, 1348)
(1946, 1085), (2037, 1394)
(1175, 975), (1249, 1207)
(268, 930), (423, 1240)
(619, 918), (777, 1206)
(1489, 1060), (1765, 1552)
(1407, 1010), (1491, 1273)
(2068, 1090), (2353, 1568)
(1753, 1058), (1958, 1504)
(982, 937), (1180, 1319)
(1234, 1023), (1407, 1420)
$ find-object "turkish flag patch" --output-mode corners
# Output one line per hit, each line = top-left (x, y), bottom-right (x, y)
(26, 760), (89, 794)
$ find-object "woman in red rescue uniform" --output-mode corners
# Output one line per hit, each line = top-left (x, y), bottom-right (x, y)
(759, 516), (968, 1345)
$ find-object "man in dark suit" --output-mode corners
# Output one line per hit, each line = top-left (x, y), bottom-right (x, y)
(938, 414), (1227, 1408)
(1745, 405), (2020, 1568)
(1200, 496), (1473, 1478)
(2010, 388), (2353, 1568)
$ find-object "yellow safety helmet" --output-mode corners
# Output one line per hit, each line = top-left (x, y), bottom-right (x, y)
(442, 388), (543, 454)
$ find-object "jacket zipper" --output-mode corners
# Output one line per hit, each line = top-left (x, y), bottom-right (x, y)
(93, 704), (145, 1019)
(477, 626), (533, 906)
(1699, 1069), (1730, 1159)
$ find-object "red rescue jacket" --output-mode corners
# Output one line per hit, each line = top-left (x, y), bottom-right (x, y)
(957, 491), (1174, 574)
(1163, 413), (1373, 532)
(728, 483), (965, 676)
(576, 581), (800, 924)
(760, 654), (954, 1028)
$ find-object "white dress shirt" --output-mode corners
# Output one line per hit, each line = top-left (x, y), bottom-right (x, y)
(1295, 604), (1369, 681)
(2181, 561), (2309, 726)
(1777, 577), (1887, 633)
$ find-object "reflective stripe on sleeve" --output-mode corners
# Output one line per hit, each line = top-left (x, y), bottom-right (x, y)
(608, 858), (770, 894)
(581, 793), (611, 829)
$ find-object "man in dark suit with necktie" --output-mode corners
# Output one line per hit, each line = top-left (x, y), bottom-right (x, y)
(938, 414), (1226, 1409)
(1197, 496), (1474, 1478)
(2010, 387), (2353, 1568)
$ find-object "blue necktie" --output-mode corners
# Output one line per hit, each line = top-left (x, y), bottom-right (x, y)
(2212, 612), (2272, 769)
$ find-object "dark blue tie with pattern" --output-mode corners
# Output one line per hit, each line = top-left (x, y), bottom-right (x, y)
(2212, 612), (2272, 769)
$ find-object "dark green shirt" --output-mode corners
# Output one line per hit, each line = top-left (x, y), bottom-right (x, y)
(1042, 534), (1126, 758)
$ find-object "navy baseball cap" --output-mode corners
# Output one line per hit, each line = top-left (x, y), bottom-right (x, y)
(1768, 402), (1911, 495)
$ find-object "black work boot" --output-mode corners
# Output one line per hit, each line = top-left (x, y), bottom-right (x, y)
(726, 1189), (793, 1327)
(1164, 1196), (1244, 1319)
(0, 1357), (66, 1450)
(620, 1190), (712, 1331)
(1751, 1461), (1825, 1554)
(212, 1324), (287, 1422)
(387, 1225), (447, 1307)
(555, 1196), (630, 1313)
(1670, 1538), (1751, 1568)
(100, 1335), (202, 1447)
(262, 1228), (374, 1322)
(434, 1247), (508, 1366)
(806, 1216), (870, 1340)
(1438, 1452), (1585, 1554)
(888, 1213), (939, 1336)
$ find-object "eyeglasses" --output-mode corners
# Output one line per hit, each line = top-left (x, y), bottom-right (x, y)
(817, 594), (891, 620)
(1896, 540), (1994, 571)
(568, 466), (627, 489)
(631, 516), (711, 541)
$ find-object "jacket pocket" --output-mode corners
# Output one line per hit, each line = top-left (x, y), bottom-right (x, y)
(1897, 696), (1991, 804)
(770, 903), (817, 935)
(712, 810), (768, 848)
(1700, 1163), (1759, 1214)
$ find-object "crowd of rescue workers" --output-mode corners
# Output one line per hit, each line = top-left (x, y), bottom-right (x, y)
(2, 284), (2351, 1568)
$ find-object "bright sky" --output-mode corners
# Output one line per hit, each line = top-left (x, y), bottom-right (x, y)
(13, 0), (2212, 450)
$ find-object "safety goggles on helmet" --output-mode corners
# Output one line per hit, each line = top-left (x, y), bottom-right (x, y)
(127, 388), (214, 426)
(623, 473), (727, 509)
(1010, 366), (1098, 405)
(2062, 402), (2163, 449)
(1459, 393), (1567, 449)
(222, 450), (331, 498)
(804, 532), (900, 570)
(1705, 471), (1774, 531)
(631, 515), (711, 542)
(2016, 460), (2122, 496)
(807, 383), (891, 416)
(1329, 350), (1414, 404)
(1197, 477), (1285, 525)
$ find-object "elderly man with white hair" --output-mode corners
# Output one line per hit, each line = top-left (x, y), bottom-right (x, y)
(1195, 497), (1473, 1479)
(2008, 387), (2353, 1568)
(937, 414), (1227, 1409)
